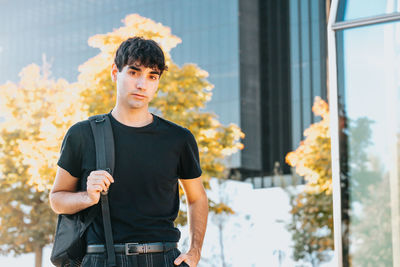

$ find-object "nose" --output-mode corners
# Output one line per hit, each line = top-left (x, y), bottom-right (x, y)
(136, 75), (146, 90)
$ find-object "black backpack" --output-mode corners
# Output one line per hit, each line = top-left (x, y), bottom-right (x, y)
(50, 114), (116, 267)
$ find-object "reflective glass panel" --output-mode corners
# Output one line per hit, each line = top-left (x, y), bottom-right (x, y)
(337, 0), (400, 21)
(336, 21), (400, 266)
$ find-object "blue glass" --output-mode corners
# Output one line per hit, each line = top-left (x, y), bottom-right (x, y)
(336, 21), (400, 266)
(289, 0), (327, 149)
(300, 0), (312, 129)
(337, 0), (399, 21)
(0, 0), (240, 129)
(289, 0), (302, 149)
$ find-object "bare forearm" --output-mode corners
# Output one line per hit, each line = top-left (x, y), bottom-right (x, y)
(187, 194), (208, 253)
(49, 191), (96, 215)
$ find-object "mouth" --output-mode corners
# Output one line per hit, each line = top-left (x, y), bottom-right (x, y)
(131, 93), (146, 99)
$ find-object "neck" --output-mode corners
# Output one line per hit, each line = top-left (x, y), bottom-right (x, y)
(111, 105), (153, 127)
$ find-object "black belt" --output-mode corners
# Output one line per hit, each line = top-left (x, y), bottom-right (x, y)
(87, 242), (177, 255)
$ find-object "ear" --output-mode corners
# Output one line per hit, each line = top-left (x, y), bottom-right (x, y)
(111, 63), (118, 82)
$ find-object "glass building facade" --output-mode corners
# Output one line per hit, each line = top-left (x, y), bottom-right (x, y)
(0, 0), (241, 166)
(329, 0), (400, 266)
(239, 0), (329, 186)
(289, 0), (328, 149)
(0, 0), (329, 187)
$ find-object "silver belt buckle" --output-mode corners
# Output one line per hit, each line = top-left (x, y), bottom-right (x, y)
(125, 243), (139, 255)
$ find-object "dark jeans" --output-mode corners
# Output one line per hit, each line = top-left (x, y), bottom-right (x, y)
(81, 248), (189, 267)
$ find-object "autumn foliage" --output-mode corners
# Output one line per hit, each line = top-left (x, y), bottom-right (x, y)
(77, 14), (244, 188)
(0, 64), (83, 266)
(285, 97), (334, 266)
(0, 14), (243, 265)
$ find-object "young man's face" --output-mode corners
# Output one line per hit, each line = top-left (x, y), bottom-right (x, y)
(111, 62), (161, 111)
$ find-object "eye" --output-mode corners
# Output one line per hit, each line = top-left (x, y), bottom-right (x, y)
(150, 75), (158, 80)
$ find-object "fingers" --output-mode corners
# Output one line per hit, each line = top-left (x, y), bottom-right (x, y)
(92, 184), (104, 193)
(103, 170), (115, 183)
(88, 170), (114, 192)
(174, 254), (189, 266)
(89, 179), (108, 192)
(90, 170), (114, 183)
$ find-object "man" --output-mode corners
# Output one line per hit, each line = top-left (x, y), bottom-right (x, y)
(49, 37), (208, 267)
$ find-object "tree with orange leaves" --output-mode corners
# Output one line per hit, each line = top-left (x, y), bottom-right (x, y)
(0, 14), (244, 267)
(76, 14), (244, 223)
(0, 63), (85, 267)
(285, 97), (334, 266)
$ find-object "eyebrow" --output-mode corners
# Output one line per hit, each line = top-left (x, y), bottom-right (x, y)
(128, 65), (160, 75)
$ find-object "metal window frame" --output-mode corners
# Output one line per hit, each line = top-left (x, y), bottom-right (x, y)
(327, 1), (342, 266)
(327, 1), (400, 267)
(333, 12), (400, 30)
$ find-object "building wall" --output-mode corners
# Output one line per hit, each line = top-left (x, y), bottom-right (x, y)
(238, 0), (262, 174)
(289, 0), (328, 151)
(260, 0), (292, 176)
(0, 0), (241, 168)
(0, 0), (330, 186)
(238, 0), (328, 180)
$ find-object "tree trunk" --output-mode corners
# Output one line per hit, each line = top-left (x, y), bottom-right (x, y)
(311, 257), (319, 267)
(218, 222), (227, 267)
(34, 245), (43, 267)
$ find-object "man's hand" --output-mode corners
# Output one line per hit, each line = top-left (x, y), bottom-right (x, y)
(86, 170), (114, 204)
(50, 167), (115, 215)
(174, 248), (201, 267)
(177, 177), (208, 267)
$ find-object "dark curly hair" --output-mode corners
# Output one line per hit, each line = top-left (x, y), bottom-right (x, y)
(114, 36), (168, 75)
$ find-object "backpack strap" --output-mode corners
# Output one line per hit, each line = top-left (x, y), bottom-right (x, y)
(88, 114), (116, 267)
(88, 114), (115, 175)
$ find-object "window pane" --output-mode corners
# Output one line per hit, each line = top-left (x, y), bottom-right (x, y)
(337, 0), (400, 21)
(336, 21), (400, 266)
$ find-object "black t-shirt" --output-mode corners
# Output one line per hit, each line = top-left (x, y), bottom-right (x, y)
(57, 112), (202, 244)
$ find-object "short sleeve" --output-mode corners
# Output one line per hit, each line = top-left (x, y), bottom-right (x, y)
(57, 123), (82, 178)
(178, 130), (202, 179)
